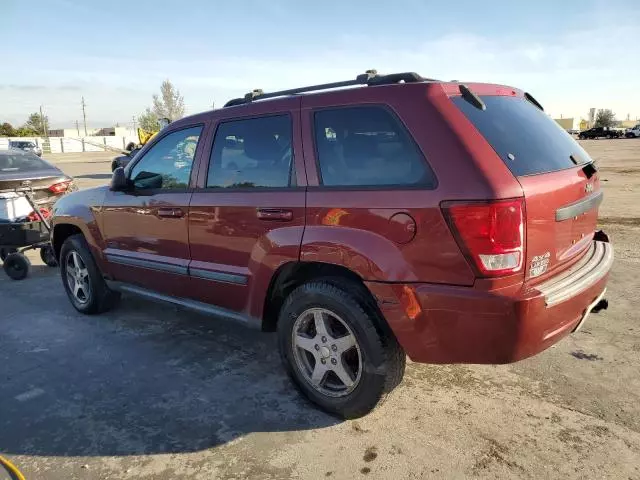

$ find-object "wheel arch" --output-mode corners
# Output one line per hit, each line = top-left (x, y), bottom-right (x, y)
(261, 261), (394, 339)
(52, 223), (83, 260)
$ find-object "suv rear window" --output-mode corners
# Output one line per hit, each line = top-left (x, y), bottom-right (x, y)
(313, 106), (436, 188)
(451, 95), (592, 176)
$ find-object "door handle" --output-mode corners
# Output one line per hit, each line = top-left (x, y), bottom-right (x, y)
(157, 208), (184, 218)
(257, 208), (293, 221)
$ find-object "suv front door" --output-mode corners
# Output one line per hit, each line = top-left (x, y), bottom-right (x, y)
(101, 125), (205, 297)
(188, 99), (306, 320)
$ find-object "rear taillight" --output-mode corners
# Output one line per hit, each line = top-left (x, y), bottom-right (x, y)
(48, 181), (71, 194)
(442, 199), (525, 277)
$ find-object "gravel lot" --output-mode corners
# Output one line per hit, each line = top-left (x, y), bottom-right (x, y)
(1, 141), (639, 480)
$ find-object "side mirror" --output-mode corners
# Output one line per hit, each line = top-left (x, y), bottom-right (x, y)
(110, 167), (129, 191)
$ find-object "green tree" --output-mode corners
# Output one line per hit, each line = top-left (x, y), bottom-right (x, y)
(152, 79), (185, 121)
(24, 112), (49, 135)
(595, 109), (616, 128)
(0, 122), (16, 136)
(14, 127), (39, 137)
(138, 107), (160, 131)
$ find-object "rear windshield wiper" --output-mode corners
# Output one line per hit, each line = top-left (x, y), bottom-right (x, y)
(571, 153), (598, 178)
(458, 84), (486, 111)
(525, 92), (544, 111)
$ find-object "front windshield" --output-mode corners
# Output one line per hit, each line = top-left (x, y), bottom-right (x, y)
(11, 141), (34, 148)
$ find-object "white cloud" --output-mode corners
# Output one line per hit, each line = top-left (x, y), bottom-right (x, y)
(2, 8), (638, 126)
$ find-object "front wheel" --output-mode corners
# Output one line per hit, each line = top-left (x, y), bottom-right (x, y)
(60, 234), (120, 314)
(278, 281), (405, 418)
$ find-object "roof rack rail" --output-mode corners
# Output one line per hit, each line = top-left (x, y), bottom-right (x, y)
(223, 70), (430, 107)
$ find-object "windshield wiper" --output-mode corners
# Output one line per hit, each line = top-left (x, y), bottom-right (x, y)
(458, 84), (486, 110)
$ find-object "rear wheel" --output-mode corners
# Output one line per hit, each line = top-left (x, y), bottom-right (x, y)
(3, 253), (30, 280)
(40, 245), (58, 267)
(60, 234), (120, 314)
(278, 281), (405, 418)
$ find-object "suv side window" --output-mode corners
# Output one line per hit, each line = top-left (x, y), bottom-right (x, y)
(130, 126), (202, 190)
(207, 115), (293, 189)
(313, 106), (436, 188)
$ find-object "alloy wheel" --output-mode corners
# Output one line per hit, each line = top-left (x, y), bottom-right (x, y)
(291, 307), (362, 397)
(66, 251), (91, 304)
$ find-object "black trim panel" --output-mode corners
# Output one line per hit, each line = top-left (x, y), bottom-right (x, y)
(556, 191), (603, 221)
(105, 281), (259, 328)
(189, 268), (248, 285)
(106, 254), (188, 276)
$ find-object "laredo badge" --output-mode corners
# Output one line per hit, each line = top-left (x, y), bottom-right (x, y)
(530, 251), (550, 278)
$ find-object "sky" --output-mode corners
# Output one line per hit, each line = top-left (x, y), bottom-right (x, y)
(2, 0), (639, 129)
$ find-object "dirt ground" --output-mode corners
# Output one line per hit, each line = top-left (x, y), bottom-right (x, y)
(1, 141), (639, 480)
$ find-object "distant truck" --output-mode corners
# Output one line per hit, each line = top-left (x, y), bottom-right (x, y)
(578, 127), (622, 139)
(625, 124), (640, 138)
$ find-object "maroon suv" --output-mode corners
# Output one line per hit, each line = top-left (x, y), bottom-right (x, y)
(51, 71), (612, 418)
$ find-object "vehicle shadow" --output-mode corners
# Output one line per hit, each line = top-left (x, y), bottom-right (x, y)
(74, 173), (113, 180)
(0, 293), (339, 457)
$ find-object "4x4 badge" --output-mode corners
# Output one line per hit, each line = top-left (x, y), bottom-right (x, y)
(585, 183), (594, 193)
(530, 251), (550, 278)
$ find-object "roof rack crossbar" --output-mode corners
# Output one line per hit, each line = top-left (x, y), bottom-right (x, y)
(223, 70), (429, 107)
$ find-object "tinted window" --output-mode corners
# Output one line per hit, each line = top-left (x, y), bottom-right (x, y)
(0, 152), (50, 173)
(313, 106), (435, 187)
(207, 115), (293, 188)
(130, 126), (202, 190)
(452, 96), (592, 176)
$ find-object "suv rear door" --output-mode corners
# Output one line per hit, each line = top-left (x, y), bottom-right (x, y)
(187, 98), (306, 318)
(451, 93), (601, 283)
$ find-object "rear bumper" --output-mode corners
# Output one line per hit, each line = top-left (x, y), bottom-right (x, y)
(367, 240), (613, 364)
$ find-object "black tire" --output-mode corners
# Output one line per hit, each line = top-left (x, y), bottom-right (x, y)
(0, 248), (18, 262)
(40, 245), (58, 267)
(60, 234), (120, 314)
(578, 135), (585, 140)
(4, 253), (31, 280)
(277, 281), (405, 419)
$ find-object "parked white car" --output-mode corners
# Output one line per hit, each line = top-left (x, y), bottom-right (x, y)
(9, 140), (43, 156)
(625, 124), (640, 138)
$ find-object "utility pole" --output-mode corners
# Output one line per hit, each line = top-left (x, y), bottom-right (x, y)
(81, 96), (88, 136)
(132, 115), (137, 132)
(75, 120), (80, 136)
(39, 105), (48, 138)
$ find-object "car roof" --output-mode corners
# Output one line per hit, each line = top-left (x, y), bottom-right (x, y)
(168, 71), (521, 129)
